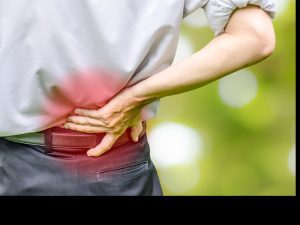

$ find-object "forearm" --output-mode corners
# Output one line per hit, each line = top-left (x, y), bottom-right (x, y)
(127, 6), (275, 108)
(129, 33), (265, 105)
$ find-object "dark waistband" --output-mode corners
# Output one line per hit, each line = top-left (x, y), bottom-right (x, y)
(3, 121), (147, 153)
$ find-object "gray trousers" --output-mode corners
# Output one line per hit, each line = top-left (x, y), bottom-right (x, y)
(0, 133), (163, 196)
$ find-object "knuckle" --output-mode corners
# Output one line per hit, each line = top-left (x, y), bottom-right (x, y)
(98, 117), (108, 126)
(83, 127), (92, 133)
(96, 112), (103, 119)
(102, 120), (109, 126)
(82, 118), (88, 124)
(101, 114), (110, 122)
(106, 122), (115, 129)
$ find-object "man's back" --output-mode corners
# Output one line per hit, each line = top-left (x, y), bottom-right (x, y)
(0, 0), (185, 136)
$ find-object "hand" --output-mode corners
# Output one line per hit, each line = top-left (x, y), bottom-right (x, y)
(64, 88), (146, 157)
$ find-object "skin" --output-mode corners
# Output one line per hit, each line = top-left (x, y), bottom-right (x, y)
(64, 5), (276, 157)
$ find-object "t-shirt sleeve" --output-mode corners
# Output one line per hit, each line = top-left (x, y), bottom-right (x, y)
(183, 0), (209, 18)
(202, 0), (276, 36)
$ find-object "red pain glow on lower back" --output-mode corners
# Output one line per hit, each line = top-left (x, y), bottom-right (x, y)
(41, 68), (123, 128)
(39, 68), (142, 174)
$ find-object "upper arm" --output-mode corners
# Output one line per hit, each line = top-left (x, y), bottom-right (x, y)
(225, 5), (275, 42)
(203, 0), (276, 56)
(225, 5), (276, 57)
(202, 0), (276, 36)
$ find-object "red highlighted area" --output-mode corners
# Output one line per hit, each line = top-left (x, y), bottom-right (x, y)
(41, 68), (123, 128)
(40, 68), (143, 175)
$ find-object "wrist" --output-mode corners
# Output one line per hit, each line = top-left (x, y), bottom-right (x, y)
(125, 83), (157, 109)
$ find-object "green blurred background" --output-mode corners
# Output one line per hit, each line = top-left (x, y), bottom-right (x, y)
(147, 0), (295, 196)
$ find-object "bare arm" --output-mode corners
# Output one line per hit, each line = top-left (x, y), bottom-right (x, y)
(128, 5), (276, 107)
(65, 5), (276, 157)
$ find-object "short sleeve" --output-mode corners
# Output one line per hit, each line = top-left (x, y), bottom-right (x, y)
(183, 0), (209, 18)
(203, 0), (276, 36)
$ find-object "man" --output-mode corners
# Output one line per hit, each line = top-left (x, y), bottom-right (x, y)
(0, 0), (276, 196)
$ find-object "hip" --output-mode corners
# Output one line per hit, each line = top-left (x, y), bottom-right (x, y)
(0, 132), (163, 196)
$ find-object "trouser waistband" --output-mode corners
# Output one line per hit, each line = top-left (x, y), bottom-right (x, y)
(3, 121), (147, 152)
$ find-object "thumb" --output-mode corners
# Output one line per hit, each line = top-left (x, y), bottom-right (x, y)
(87, 132), (120, 157)
(130, 121), (143, 142)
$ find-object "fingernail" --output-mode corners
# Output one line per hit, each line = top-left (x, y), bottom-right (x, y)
(64, 123), (70, 129)
(87, 149), (93, 157)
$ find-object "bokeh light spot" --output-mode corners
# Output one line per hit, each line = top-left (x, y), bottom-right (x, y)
(218, 70), (258, 108)
(159, 164), (200, 195)
(148, 122), (203, 168)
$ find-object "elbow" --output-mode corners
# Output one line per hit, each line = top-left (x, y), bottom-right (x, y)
(251, 24), (276, 60)
(257, 32), (276, 59)
(225, 5), (276, 60)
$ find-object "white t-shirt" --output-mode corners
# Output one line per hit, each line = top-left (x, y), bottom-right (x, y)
(0, 0), (276, 136)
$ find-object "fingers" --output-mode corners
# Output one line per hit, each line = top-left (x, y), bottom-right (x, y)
(87, 132), (121, 157)
(67, 115), (106, 127)
(64, 107), (144, 157)
(64, 122), (109, 133)
(130, 121), (143, 142)
(74, 108), (100, 119)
